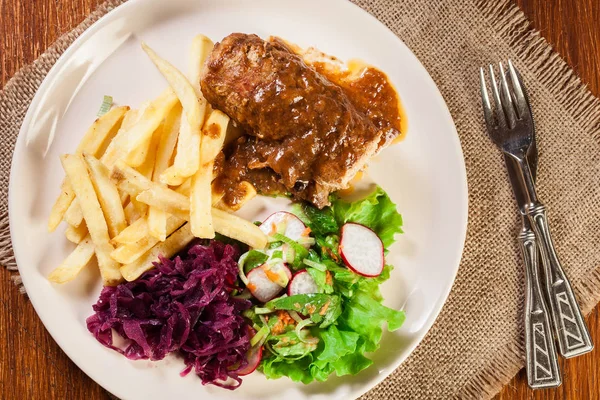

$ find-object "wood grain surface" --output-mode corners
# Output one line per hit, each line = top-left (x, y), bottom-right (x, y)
(0, 0), (599, 399)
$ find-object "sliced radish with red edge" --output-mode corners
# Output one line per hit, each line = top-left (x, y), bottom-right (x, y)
(288, 269), (320, 296)
(247, 266), (285, 302)
(263, 262), (292, 287)
(339, 223), (384, 277)
(260, 211), (310, 247)
(235, 327), (263, 376)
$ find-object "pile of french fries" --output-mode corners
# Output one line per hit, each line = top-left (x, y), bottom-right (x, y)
(47, 35), (267, 286)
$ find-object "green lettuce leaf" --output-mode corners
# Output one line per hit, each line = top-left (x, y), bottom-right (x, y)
(339, 291), (405, 352)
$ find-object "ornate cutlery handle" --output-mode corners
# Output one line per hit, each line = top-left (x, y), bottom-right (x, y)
(520, 229), (561, 388)
(528, 204), (594, 358)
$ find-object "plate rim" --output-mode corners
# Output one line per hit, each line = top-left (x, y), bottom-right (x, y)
(8, 0), (469, 398)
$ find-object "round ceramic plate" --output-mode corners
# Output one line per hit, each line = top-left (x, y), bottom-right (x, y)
(9, 0), (468, 399)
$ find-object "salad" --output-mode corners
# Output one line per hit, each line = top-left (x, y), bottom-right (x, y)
(87, 186), (404, 388)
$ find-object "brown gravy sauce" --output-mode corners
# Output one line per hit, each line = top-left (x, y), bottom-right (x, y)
(214, 50), (406, 208)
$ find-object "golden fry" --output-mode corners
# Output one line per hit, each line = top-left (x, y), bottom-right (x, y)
(84, 154), (127, 238)
(48, 235), (95, 284)
(188, 34), (214, 98)
(102, 91), (177, 168)
(61, 154), (121, 285)
(190, 110), (229, 238)
(110, 216), (186, 264)
(148, 104), (182, 240)
(124, 201), (143, 225)
(47, 106), (128, 232)
(65, 222), (88, 244)
(111, 216), (149, 245)
(212, 208), (267, 249)
(142, 42), (205, 183)
(63, 198), (83, 227)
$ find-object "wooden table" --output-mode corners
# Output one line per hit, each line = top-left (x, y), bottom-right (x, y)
(0, 0), (598, 398)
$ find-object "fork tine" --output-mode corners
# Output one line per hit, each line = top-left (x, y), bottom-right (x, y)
(488, 65), (507, 129)
(479, 68), (494, 129)
(498, 62), (518, 128)
(507, 60), (529, 119)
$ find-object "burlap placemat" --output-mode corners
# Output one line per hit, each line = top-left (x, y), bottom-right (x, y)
(2, 0), (600, 398)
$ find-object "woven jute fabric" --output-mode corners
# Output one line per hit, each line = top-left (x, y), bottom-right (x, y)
(2, 0), (600, 398)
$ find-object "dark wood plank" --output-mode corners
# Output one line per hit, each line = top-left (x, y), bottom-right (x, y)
(0, 0), (599, 399)
(497, 0), (600, 397)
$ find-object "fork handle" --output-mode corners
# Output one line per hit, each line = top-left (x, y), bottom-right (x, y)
(527, 204), (594, 358)
(520, 229), (561, 388)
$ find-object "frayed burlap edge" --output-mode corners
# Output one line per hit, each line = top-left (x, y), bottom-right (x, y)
(456, 1), (600, 399)
(0, 0), (127, 293)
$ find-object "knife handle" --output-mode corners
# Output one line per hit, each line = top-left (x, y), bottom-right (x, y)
(519, 229), (561, 388)
(528, 204), (594, 358)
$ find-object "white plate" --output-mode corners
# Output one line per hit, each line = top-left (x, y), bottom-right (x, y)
(8, 0), (468, 399)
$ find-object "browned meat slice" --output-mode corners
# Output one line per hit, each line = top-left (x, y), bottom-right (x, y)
(201, 33), (385, 208)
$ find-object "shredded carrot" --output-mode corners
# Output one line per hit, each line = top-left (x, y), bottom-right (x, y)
(325, 271), (333, 286)
(265, 268), (282, 283)
(319, 300), (331, 316)
(272, 310), (296, 335)
(270, 222), (278, 235)
(301, 227), (312, 237)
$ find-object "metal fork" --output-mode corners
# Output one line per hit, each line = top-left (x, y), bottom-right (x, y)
(480, 61), (593, 381)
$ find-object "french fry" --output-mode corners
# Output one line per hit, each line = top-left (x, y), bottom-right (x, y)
(136, 189), (189, 221)
(112, 161), (189, 209)
(175, 178), (192, 196)
(211, 208), (267, 249)
(111, 216), (186, 264)
(64, 198), (84, 227)
(111, 216), (149, 245)
(190, 110), (229, 238)
(61, 154), (121, 285)
(190, 167), (214, 238)
(120, 223), (195, 282)
(47, 106), (128, 232)
(84, 154), (127, 238)
(130, 197), (149, 219)
(188, 34), (214, 98)
(48, 235), (95, 284)
(137, 124), (162, 179)
(148, 105), (182, 240)
(142, 43), (205, 183)
(102, 90), (178, 169)
(65, 223), (88, 244)
(154, 104), (182, 176)
(76, 106), (130, 156)
(124, 201), (143, 225)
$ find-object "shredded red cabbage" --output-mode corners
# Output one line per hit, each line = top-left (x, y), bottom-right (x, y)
(86, 241), (252, 389)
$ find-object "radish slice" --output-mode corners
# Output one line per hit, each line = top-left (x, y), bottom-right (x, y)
(288, 270), (320, 296)
(263, 262), (292, 287)
(236, 343), (262, 376)
(260, 212), (310, 247)
(234, 327), (263, 376)
(339, 223), (384, 277)
(247, 266), (285, 302)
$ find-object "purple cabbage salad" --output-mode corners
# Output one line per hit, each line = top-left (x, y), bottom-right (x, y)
(86, 241), (252, 389)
